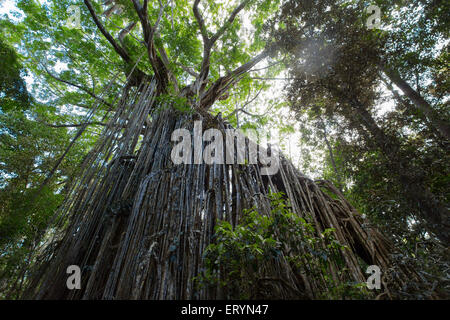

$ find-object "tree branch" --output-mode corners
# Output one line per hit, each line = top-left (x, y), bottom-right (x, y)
(118, 21), (138, 47)
(193, 0), (209, 43)
(192, 0), (251, 97)
(249, 59), (283, 72)
(176, 62), (199, 78)
(230, 48), (273, 78)
(43, 64), (113, 108)
(84, 0), (131, 63)
(210, 0), (250, 44)
(225, 86), (266, 120)
(199, 47), (273, 110)
(379, 62), (450, 140)
(131, 0), (170, 91)
(43, 121), (106, 128)
(225, 108), (262, 120)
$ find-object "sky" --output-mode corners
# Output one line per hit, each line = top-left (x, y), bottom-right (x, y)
(0, 1), (16, 19)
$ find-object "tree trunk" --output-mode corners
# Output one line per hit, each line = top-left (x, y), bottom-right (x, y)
(22, 79), (420, 299)
(380, 63), (450, 141)
(318, 116), (343, 190)
(351, 102), (450, 244)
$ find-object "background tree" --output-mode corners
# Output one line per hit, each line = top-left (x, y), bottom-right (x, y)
(0, 35), (94, 298)
(270, 0), (449, 296)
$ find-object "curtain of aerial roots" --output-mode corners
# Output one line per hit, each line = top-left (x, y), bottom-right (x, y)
(23, 79), (417, 300)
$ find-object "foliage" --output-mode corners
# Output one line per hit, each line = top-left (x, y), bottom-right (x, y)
(196, 192), (371, 299)
(271, 0), (449, 295)
(0, 37), (94, 298)
(0, 38), (31, 110)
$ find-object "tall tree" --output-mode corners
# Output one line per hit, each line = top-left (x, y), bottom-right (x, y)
(0, 0), (438, 299)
